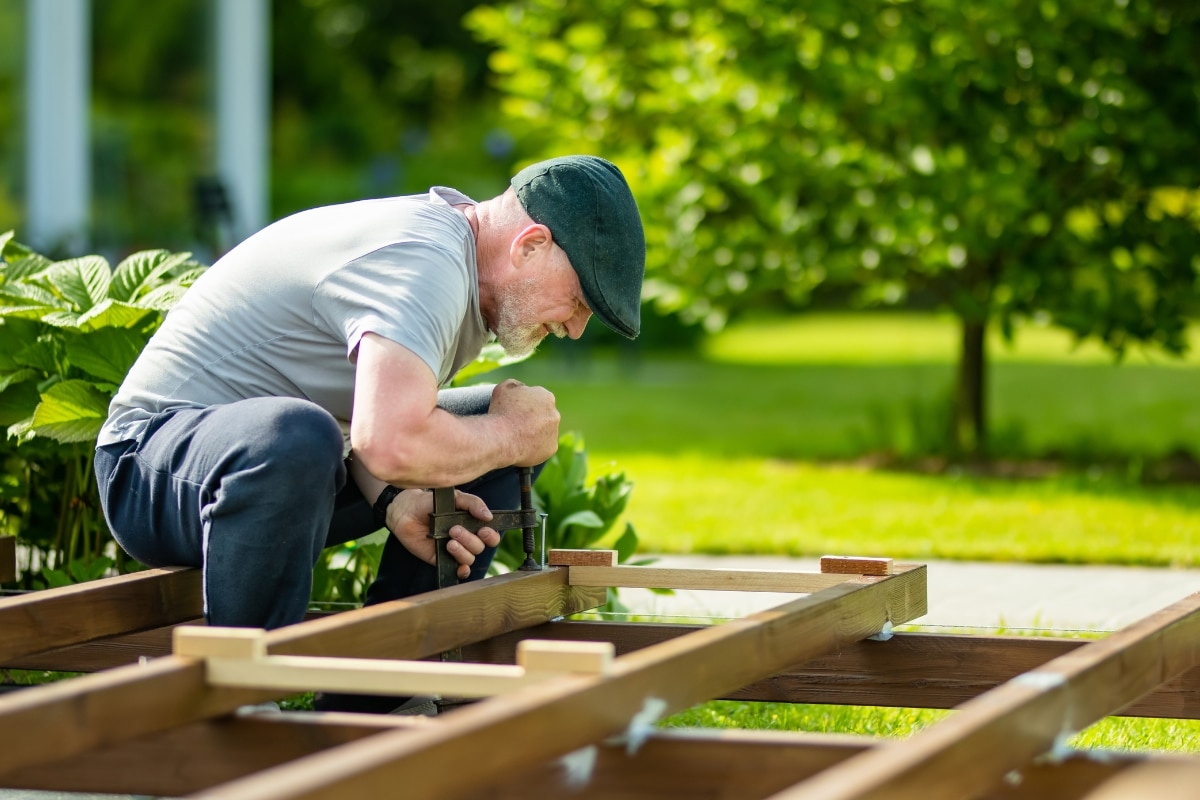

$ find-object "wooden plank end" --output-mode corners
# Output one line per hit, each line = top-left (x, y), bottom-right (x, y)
(0, 536), (15, 584)
(820, 556), (893, 576)
(174, 626), (266, 660)
(517, 639), (614, 675)
(548, 549), (618, 567)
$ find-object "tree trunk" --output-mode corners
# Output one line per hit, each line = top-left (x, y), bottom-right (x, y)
(954, 318), (987, 455)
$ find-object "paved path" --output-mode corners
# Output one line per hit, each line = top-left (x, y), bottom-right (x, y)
(619, 554), (1200, 633)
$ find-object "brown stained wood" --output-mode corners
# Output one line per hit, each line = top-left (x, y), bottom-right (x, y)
(464, 625), (1200, 720)
(1, 712), (424, 796)
(13, 621), (1200, 720)
(0, 567), (202, 662)
(263, 567), (605, 659)
(454, 730), (1191, 800)
(769, 591), (1200, 800)
(2, 718), (1175, 800)
(820, 556), (893, 576)
(548, 548), (618, 567)
(0, 568), (602, 778)
(0, 536), (15, 584)
(183, 565), (927, 799)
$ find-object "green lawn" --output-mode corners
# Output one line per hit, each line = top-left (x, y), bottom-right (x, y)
(664, 700), (1200, 755)
(495, 312), (1200, 752)
(498, 312), (1200, 566)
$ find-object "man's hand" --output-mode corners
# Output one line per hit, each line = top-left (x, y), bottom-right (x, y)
(383, 488), (501, 580)
(489, 379), (560, 466)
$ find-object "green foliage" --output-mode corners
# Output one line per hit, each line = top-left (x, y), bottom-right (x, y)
(310, 532), (388, 608)
(0, 231), (204, 586)
(663, 700), (1200, 753)
(469, 0), (1200, 448)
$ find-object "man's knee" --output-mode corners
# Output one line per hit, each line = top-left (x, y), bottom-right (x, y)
(241, 398), (345, 469)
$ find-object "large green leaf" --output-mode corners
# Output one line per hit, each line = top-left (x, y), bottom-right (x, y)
(136, 283), (191, 312)
(3, 253), (53, 282)
(46, 256), (112, 311)
(0, 280), (65, 309)
(30, 379), (110, 443)
(110, 250), (193, 302)
(76, 298), (155, 331)
(0, 382), (42, 427)
(65, 328), (147, 385)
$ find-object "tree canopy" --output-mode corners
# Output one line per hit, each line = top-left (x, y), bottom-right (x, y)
(470, 0), (1200, 450)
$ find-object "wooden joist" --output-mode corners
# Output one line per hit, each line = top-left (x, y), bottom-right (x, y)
(768, 590), (1200, 800)
(183, 564), (927, 799)
(3, 717), (1195, 800)
(565, 565), (874, 593)
(0, 535), (15, 584)
(9, 617), (1200, 722)
(0, 566), (202, 662)
(0, 567), (604, 777)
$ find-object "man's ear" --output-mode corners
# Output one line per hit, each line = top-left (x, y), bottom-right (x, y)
(509, 223), (554, 268)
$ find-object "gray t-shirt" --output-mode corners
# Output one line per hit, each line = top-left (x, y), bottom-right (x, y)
(99, 187), (490, 450)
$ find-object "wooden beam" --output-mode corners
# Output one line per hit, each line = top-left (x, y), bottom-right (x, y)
(7, 718), (1188, 800)
(768, 590), (1200, 800)
(12, 620), (1200, 721)
(0, 536), (15, 584)
(0, 567), (202, 662)
(0, 712), (421, 796)
(0, 568), (603, 777)
(464, 624), (1200, 720)
(183, 564), (927, 799)
(6, 716), (1185, 800)
(567, 565), (861, 592)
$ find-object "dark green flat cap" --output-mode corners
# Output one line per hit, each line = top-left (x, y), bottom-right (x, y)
(512, 155), (646, 339)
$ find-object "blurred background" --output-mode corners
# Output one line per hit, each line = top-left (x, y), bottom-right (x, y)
(0, 0), (1198, 577)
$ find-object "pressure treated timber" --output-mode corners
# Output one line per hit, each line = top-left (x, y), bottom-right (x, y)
(768, 590), (1200, 800)
(0, 535), (15, 583)
(184, 563), (927, 799)
(0, 567), (603, 777)
(820, 556), (893, 576)
(0, 566), (201, 662)
(464, 624), (1200, 720)
(548, 548), (618, 567)
(6, 718), (1194, 800)
(11, 620), (1200, 720)
(566, 564), (864, 592)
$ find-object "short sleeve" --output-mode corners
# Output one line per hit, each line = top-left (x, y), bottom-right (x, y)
(311, 241), (471, 383)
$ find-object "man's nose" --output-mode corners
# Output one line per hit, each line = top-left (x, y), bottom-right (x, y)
(565, 307), (592, 339)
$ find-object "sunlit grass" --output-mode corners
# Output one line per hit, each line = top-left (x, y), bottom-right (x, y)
(663, 701), (1200, 754)
(592, 453), (1200, 566)
(702, 311), (1200, 368)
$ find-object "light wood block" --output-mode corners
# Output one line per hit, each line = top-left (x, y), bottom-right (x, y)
(175, 627), (266, 660)
(548, 548), (618, 567)
(820, 556), (893, 576)
(0, 536), (15, 583)
(516, 639), (614, 675)
(567, 565), (856, 593)
(204, 655), (538, 698)
(769, 589), (1200, 800)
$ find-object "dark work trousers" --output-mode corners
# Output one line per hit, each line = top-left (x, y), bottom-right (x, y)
(94, 385), (526, 631)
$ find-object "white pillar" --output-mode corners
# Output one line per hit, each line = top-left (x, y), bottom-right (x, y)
(26, 0), (91, 253)
(215, 0), (270, 241)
